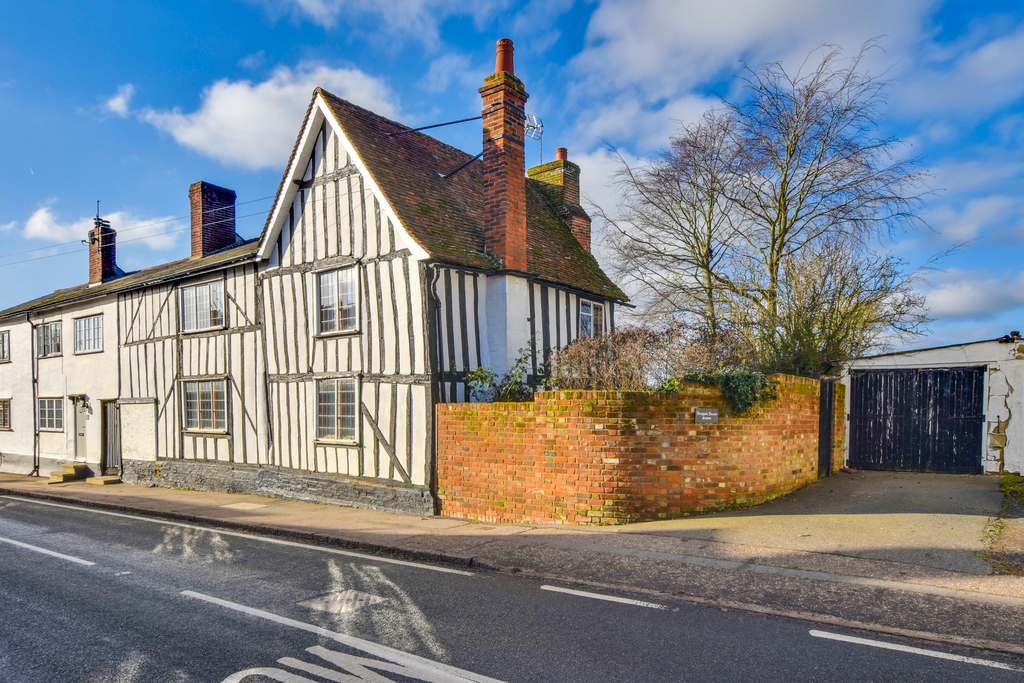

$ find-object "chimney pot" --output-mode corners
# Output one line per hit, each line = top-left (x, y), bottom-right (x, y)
(495, 38), (514, 75)
(556, 147), (567, 161)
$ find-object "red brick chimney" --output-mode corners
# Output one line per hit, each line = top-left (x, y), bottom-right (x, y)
(189, 181), (237, 258)
(88, 217), (117, 284)
(480, 39), (529, 271)
(527, 147), (592, 253)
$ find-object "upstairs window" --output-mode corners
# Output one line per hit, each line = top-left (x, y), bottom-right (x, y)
(74, 315), (103, 354)
(38, 397), (63, 431)
(317, 378), (357, 441)
(579, 301), (604, 338)
(180, 281), (225, 332)
(318, 268), (358, 334)
(37, 322), (61, 358)
(0, 399), (9, 430)
(182, 380), (227, 431)
(0, 330), (9, 362)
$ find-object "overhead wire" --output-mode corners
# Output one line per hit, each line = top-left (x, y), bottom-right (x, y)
(0, 210), (269, 269)
(0, 194), (275, 262)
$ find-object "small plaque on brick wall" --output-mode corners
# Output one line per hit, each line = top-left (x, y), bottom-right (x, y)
(694, 407), (719, 424)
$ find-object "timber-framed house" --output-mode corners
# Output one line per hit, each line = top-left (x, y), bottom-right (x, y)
(0, 39), (626, 514)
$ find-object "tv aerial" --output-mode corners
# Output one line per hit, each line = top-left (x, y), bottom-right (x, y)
(525, 113), (544, 164)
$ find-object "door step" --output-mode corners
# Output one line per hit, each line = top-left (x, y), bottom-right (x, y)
(85, 476), (121, 485)
(47, 463), (89, 484)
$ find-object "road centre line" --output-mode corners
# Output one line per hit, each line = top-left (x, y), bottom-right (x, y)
(0, 495), (473, 576)
(181, 590), (506, 683)
(541, 585), (667, 609)
(809, 630), (1024, 672)
(0, 534), (96, 566)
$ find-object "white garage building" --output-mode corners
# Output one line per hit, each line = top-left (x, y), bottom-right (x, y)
(842, 332), (1023, 475)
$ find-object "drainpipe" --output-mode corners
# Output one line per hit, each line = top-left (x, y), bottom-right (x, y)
(28, 312), (39, 477)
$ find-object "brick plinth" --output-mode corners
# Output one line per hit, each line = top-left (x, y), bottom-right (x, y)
(437, 375), (845, 525)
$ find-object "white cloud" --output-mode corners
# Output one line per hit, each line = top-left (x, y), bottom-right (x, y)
(239, 50), (267, 70)
(898, 21), (1024, 120)
(0, 221), (15, 232)
(924, 195), (1022, 243)
(420, 53), (476, 94)
(572, 0), (935, 99)
(140, 63), (402, 170)
(247, 0), (507, 44)
(105, 84), (135, 117)
(924, 268), (1024, 321)
(23, 206), (181, 251)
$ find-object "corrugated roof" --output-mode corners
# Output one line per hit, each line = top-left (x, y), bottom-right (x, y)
(316, 89), (625, 301)
(0, 240), (258, 321)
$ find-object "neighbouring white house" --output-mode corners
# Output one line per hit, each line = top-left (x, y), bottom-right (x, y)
(842, 333), (1024, 475)
(0, 39), (627, 513)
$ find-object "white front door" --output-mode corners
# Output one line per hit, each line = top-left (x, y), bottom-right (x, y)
(74, 400), (88, 462)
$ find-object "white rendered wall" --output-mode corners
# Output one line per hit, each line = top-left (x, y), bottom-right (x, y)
(843, 339), (1024, 474)
(0, 319), (36, 473)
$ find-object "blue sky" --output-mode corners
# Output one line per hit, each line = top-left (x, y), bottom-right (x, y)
(1, 0), (1022, 351)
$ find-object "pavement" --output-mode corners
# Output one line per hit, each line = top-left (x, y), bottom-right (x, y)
(2, 469), (1023, 655)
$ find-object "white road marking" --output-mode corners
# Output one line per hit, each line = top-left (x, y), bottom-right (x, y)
(181, 590), (505, 683)
(809, 630), (1024, 672)
(541, 585), (666, 609)
(1, 496), (473, 576)
(0, 534), (95, 565)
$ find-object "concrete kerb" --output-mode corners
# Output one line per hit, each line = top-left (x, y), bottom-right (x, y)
(0, 486), (491, 573)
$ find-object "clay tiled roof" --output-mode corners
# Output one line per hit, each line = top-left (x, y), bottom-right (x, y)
(317, 90), (626, 301)
(0, 240), (258, 320)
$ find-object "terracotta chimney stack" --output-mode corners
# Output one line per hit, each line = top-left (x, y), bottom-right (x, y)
(189, 181), (237, 258)
(527, 147), (592, 253)
(88, 217), (117, 284)
(480, 39), (529, 271)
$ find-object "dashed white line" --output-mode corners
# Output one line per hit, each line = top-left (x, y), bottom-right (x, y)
(809, 630), (1024, 672)
(0, 534), (95, 566)
(541, 585), (666, 609)
(181, 590), (505, 683)
(1, 495), (473, 576)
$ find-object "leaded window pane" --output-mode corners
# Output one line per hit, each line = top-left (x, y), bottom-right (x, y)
(183, 380), (227, 431)
(319, 271), (338, 333)
(317, 378), (356, 441)
(339, 269), (357, 331)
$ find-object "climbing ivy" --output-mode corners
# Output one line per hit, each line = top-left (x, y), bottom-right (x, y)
(658, 370), (778, 415)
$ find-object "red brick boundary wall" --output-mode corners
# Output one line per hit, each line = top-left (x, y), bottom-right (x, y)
(437, 375), (845, 525)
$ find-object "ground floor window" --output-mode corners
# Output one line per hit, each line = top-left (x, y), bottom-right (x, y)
(579, 301), (604, 338)
(317, 378), (357, 441)
(0, 399), (9, 430)
(38, 398), (62, 431)
(183, 380), (227, 431)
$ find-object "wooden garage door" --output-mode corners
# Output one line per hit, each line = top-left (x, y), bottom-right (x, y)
(848, 367), (984, 474)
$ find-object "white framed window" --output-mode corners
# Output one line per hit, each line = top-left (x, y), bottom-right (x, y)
(579, 301), (604, 338)
(318, 268), (358, 334)
(317, 378), (357, 441)
(182, 380), (227, 431)
(74, 315), (103, 354)
(0, 399), (10, 430)
(37, 398), (63, 431)
(0, 330), (9, 362)
(37, 322), (61, 358)
(180, 280), (225, 333)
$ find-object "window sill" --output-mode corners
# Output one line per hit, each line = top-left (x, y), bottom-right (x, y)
(314, 438), (360, 447)
(0, 427), (11, 432)
(37, 354), (62, 360)
(0, 359), (10, 364)
(73, 348), (104, 356)
(180, 324), (228, 335)
(38, 428), (64, 433)
(314, 329), (360, 340)
(182, 429), (230, 437)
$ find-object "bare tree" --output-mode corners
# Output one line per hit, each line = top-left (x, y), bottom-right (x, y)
(602, 44), (931, 375)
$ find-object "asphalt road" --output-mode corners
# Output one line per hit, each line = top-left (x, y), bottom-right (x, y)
(0, 495), (1021, 683)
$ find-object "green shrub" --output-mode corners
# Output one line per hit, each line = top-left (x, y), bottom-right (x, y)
(658, 370), (778, 414)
